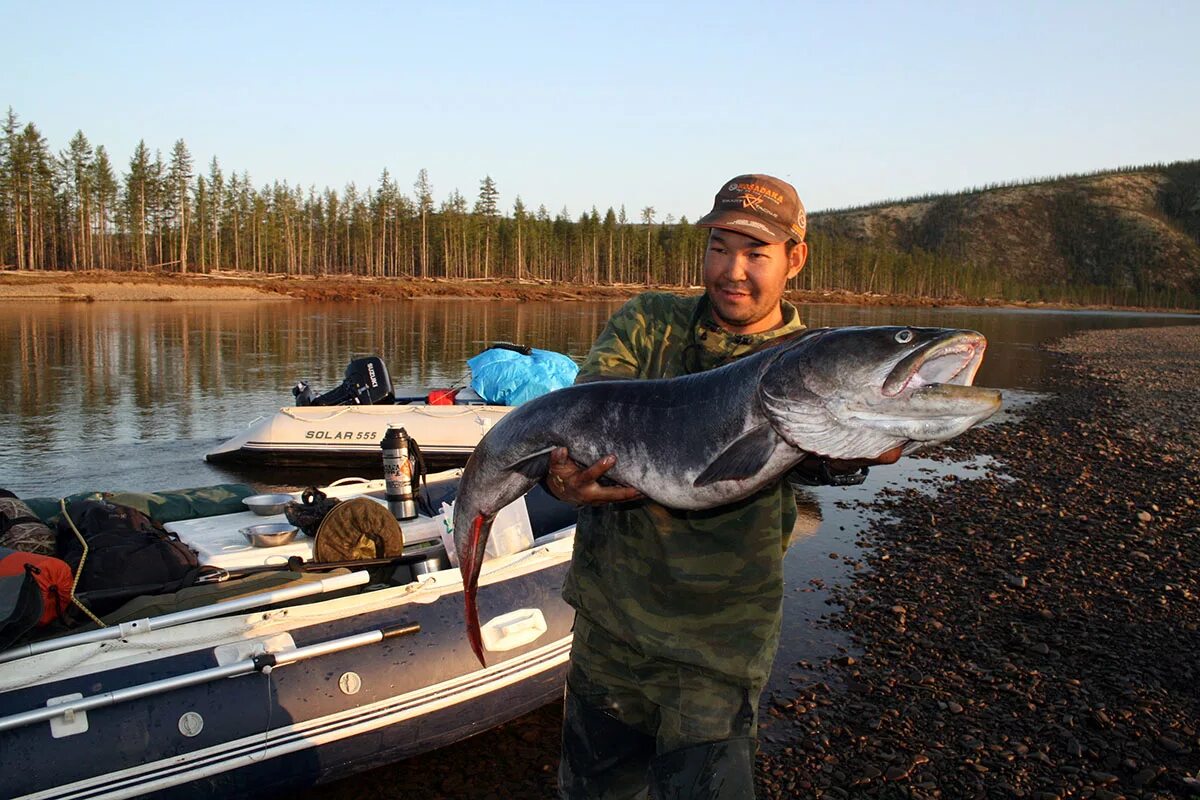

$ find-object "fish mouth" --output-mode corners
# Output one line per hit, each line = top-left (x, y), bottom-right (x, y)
(883, 331), (987, 397)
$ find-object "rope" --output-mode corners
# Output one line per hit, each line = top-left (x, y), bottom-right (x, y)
(412, 406), (491, 417)
(59, 498), (107, 628)
(279, 403), (508, 422)
(279, 406), (354, 421)
(0, 642), (106, 691)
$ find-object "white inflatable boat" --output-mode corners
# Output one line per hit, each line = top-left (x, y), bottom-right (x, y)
(0, 473), (578, 799)
(205, 396), (513, 471)
(205, 354), (517, 471)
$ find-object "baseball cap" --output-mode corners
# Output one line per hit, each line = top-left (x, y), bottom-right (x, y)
(696, 174), (806, 243)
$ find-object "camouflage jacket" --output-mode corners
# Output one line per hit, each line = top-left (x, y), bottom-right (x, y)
(562, 291), (806, 688)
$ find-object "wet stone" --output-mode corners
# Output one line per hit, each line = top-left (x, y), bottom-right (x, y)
(1005, 573), (1029, 589)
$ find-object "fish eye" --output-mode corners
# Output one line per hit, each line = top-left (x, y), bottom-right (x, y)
(894, 329), (914, 344)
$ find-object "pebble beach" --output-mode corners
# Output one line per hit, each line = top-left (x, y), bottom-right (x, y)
(757, 325), (1200, 799)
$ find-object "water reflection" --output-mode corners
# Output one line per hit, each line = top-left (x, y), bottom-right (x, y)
(0, 299), (1194, 497)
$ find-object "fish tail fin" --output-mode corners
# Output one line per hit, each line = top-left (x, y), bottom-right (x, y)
(463, 513), (488, 667)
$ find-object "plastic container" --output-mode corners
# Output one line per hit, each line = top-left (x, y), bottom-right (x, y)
(438, 496), (533, 566)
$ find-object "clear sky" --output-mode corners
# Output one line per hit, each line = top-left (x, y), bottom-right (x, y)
(5, 1), (1198, 221)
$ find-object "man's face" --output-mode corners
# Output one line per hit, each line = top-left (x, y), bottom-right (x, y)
(702, 229), (807, 334)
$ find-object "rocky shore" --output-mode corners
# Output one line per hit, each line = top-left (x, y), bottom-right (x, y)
(757, 325), (1200, 800)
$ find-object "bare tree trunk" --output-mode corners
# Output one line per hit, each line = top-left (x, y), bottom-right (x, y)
(420, 209), (427, 278)
(179, 184), (189, 273)
(26, 176), (35, 269)
(138, 185), (148, 269)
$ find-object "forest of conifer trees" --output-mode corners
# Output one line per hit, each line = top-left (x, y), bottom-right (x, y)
(0, 109), (713, 287)
(2, 109), (1197, 309)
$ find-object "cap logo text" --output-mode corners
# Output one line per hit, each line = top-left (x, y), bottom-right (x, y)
(729, 182), (785, 205)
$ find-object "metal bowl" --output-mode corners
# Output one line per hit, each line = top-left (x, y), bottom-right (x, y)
(243, 494), (294, 516)
(240, 522), (299, 548)
(411, 545), (450, 576)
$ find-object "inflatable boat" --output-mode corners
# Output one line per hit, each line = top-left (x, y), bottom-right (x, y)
(205, 397), (514, 471)
(0, 473), (578, 799)
(206, 348), (577, 471)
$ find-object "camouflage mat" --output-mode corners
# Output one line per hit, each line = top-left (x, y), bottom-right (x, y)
(25, 484), (257, 527)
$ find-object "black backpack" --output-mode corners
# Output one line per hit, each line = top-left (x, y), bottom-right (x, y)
(57, 499), (201, 621)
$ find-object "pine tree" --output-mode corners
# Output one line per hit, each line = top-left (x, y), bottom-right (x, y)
(19, 123), (55, 270)
(475, 175), (499, 278)
(167, 139), (193, 272)
(414, 168), (433, 278)
(194, 175), (207, 270)
(150, 150), (166, 267)
(207, 157), (224, 270)
(603, 207), (617, 284)
(61, 131), (94, 269)
(124, 141), (152, 268)
(512, 195), (527, 278)
(641, 206), (655, 284)
(1, 108), (22, 268)
(92, 146), (117, 269)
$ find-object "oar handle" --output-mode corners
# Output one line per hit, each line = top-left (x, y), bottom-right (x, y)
(382, 623), (422, 640)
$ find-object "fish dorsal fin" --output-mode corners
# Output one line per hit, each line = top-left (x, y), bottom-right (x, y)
(502, 447), (556, 480)
(693, 424), (781, 487)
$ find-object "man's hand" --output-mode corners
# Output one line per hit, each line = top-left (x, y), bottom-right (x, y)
(819, 444), (904, 472)
(546, 447), (644, 506)
(790, 445), (904, 487)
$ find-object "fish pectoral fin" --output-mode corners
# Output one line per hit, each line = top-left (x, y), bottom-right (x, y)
(693, 424), (781, 487)
(502, 447), (556, 480)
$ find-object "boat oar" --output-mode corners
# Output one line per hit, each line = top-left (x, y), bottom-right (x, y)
(198, 548), (448, 582)
(0, 622), (421, 734)
(0, 570), (371, 664)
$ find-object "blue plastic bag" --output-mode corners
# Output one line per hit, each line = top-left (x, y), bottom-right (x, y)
(468, 347), (579, 406)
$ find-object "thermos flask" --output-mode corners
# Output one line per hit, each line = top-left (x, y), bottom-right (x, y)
(381, 425), (418, 520)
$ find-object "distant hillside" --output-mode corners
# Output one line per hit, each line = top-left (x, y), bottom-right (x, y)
(806, 160), (1200, 309)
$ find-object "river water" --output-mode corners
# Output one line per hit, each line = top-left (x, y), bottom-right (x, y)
(1, 298), (1196, 793)
(3, 298), (1195, 498)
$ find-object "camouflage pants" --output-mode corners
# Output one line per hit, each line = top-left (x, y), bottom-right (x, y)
(558, 619), (759, 800)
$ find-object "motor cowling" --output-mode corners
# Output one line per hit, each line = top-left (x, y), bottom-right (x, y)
(293, 356), (395, 406)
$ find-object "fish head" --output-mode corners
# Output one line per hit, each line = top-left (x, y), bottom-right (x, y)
(759, 326), (1002, 460)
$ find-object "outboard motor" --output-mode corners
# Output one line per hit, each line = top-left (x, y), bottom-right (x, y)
(293, 356), (395, 406)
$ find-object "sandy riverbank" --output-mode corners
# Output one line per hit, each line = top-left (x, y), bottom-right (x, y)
(299, 326), (1200, 799)
(0, 269), (645, 303)
(4, 269), (1193, 313)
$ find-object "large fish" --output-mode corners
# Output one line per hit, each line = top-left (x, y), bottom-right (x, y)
(453, 326), (1001, 665)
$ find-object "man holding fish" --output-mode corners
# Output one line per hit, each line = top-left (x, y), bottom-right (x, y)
(548, 174), (899, 799)
(451, 171), (997, 797)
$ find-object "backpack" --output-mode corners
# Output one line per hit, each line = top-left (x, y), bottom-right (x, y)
(56, 499), (201, 621)
(0, 547), (73, 648)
